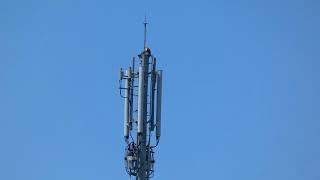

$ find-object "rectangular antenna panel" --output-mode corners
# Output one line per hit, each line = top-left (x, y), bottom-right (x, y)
(124, 69), (130, 138)
(156, 70), (162, 139)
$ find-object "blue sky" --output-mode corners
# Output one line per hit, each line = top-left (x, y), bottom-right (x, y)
(1, 0), (319, 179)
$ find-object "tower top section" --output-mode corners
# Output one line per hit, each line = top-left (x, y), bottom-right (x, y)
(119, 20), (163, 180)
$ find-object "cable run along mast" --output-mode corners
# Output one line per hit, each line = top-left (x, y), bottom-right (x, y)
(119, 20), (163, 180)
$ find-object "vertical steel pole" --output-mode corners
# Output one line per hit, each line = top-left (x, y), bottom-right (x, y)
(137, 50), (150, 180)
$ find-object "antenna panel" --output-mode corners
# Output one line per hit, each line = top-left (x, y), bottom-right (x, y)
(156, 70), (162, 139)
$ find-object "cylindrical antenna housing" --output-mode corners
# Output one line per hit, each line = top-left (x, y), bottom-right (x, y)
(124, 69), (131, 139)
(129, 63), (134, 131)
(149, 57), (156, 131)
(156, 70), (163, 140)
(137, 66), (145, 134)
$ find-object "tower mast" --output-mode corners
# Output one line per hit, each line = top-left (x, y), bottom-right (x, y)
(119, 20), (163, 180)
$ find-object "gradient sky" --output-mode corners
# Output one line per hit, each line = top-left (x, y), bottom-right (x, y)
(1, 0), (320, 180)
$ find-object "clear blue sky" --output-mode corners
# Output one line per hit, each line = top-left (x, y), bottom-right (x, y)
(1, 0), (319, 179)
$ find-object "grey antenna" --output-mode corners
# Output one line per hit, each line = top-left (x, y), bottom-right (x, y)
(143, 16), (148, 50)
(156, 70), (162, 140)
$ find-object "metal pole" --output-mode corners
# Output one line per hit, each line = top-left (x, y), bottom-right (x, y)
(137, 50), (150, 180)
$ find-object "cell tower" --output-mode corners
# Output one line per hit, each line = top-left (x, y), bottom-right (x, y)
(119, 20), (163, 180)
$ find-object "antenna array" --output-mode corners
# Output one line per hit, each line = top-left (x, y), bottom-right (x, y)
(119, 22), (163, 180)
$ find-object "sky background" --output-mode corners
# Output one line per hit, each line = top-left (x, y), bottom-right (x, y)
(1, 0), (320, 180)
